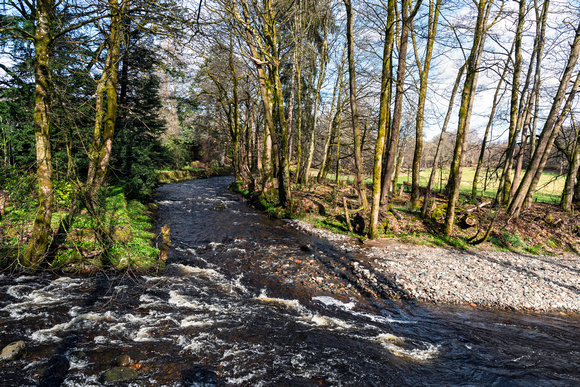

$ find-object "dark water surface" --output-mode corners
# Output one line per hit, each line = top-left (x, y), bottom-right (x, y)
(1, 176), (579, 386)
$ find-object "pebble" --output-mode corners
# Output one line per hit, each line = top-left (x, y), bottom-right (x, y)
(286, 219), (580, 313)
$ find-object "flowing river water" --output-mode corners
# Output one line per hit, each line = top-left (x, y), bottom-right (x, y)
(1, 176), (579, 386)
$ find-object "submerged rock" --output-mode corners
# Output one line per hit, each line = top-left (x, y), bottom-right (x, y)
(0, 341), (25, 362)
(100, 367), (138, 383)
(116, 354), (132, 367)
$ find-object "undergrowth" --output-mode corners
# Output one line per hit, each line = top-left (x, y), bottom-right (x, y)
(1, 180), (162, 273)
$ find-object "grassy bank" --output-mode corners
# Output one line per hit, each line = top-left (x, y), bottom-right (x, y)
(0, 184), (162, 273)
(0, 164), (233, 273)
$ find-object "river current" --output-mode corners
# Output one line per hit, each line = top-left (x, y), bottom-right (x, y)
(0, 176), (579, 386)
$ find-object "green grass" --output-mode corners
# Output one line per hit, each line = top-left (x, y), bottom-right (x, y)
(314, 167), (564, 204)
(395, 167), (565, 204)
(0, 183), (161, 272)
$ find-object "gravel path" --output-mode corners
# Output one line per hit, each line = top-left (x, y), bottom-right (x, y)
(285, 219), (580, 313)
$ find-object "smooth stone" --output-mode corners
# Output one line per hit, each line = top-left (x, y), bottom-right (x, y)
(116, 354), (131, 367)
(0, 341), (25, 362)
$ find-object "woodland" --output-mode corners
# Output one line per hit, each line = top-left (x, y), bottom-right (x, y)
(1, 0), (580, 271)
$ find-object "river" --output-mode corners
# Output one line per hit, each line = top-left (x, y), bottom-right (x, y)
(0, 176), (579, 386)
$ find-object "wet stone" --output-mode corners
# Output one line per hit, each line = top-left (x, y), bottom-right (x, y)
(116, 354), (132, 367)
(100, 367), (138, 383)
(0, 340), (25, 362)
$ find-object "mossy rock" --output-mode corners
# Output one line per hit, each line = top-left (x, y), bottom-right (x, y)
(100, 367), (138, 383)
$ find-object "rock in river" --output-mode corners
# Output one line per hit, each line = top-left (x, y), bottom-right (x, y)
(116, 354), (132, 367)
(0, 341), (25, 362)
(100, 367), (138, 383)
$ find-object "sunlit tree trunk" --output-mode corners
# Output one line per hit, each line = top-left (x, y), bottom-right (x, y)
(318, 44), (346, 183)
(321, 99), (345, 182)
(382, 0), (422, 207)
(343, 0), (368, 209)
(298, 19), (328, 185)
(369, 0), (395, 238)
(511, 0), (548, 199)
(497, 0), (526, 205)
(287, 48), (297, 163)
(444, 0), (492, 235)
(410, 0), (440, 207)
(559, 122), (580, 212)
(86, 0), (125, 200)
(24, 0), (55, 267)
(335, 122), (341, 184)
(508, 19), (580, 218)
(294, 60), (303, 184)
(524, 71), (580, 209)
(263, 0), (292, 207)
(229, 37), (242, 183)
(237, 0), (275, 195)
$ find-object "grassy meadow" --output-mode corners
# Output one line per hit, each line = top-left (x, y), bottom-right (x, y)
(325, 167), (565, 204)
(396, 167), (565, 204)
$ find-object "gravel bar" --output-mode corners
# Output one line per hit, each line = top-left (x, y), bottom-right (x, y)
(286, 219), (580, 313)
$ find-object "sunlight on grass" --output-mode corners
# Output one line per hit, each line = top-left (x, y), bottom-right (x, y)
(318, 167), (564, 204)
(395, 167), (564, 204)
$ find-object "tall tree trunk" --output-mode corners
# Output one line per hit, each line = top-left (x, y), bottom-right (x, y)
(229, 36), (242, 183)
(294, 60), (303, 184)
(262, 0), (291, 206)
(444, 0), (492, 235)
(508, 18), (580, 218)
(496, 0), (526, 205)
(369, 0), (395, 238)
(299, 12), (329, 185)
(335, 122), (341, 184)
(24, 0), (54, 267)
(321, 100), (345, 182)
(318, 44), (346, 183)
(381, 0), (422, 207)
(560, 123), (580, 211)
(271, 55), (291, 206)
(244, 99), (254, 180)
(512, 0), (548, 198)
(86, 0), (125, 200)
(239, 0), (275, 196)
(343, 0), (368, 209)
(410, 0), (440, 207)
(287, 48), (297, 163)
(525, 71), (580, 208)
(574, 164), (580, 206)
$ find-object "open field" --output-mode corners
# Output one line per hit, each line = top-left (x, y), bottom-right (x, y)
(323, 167), (565, 204)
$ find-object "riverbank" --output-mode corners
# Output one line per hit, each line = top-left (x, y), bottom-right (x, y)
(285, 219), (580, 314)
